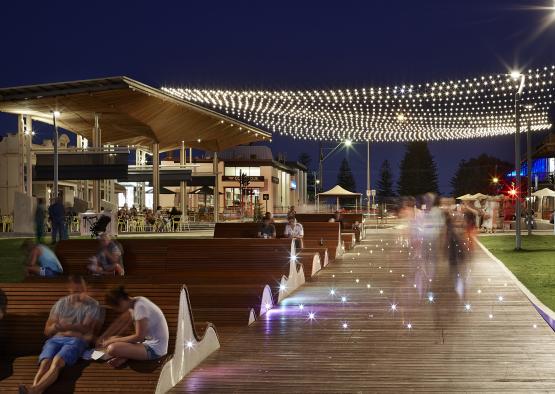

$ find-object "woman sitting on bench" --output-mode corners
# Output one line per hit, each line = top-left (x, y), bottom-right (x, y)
(99, 286), (169, 368)
(87, 234), (125, 276)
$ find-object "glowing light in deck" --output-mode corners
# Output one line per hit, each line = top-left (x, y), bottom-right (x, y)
(186, 340), (194, 349)
(464, 303), (472, 311)
(298, 304), (304, 310)
(308, 312), (316, 320)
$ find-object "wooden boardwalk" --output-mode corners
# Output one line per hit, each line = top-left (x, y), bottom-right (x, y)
(172, 229), (555, 393)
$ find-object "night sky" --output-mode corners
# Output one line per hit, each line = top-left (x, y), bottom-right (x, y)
(2, 0), (555, 194)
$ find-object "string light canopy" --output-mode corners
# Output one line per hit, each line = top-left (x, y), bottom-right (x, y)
(162, 65), (555, 142)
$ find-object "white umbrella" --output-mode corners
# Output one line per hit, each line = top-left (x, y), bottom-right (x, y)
(532, 188), (555, 198)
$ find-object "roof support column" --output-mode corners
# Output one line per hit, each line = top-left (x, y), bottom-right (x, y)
(16, 115), (25, 194)
(92, 114), (101, 212)
(213, 152), (219, 223)
(24, 115), (33, 196)
(153, 143), (160, 210)
(180, 142), (188, 218)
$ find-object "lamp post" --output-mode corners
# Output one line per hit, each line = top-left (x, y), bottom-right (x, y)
(526, 120), (533, 236)
(51, 110), (61, 199)
(367, 140), (371, 213)
(318, 139), (352, 190)
(511, 71), (526, 250)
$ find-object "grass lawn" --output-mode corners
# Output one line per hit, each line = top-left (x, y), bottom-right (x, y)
(0, 238), (31, 283)
(479, 234), (555, 311)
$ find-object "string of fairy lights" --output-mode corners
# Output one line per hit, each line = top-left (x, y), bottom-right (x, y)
(162, 65), (555, 142)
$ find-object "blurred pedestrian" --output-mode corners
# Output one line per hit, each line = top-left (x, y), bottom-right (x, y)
(35, 198), (46, 244)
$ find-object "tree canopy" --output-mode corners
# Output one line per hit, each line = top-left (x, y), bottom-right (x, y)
(450, 154), (512, 197)
(397, 141), (439, 196)
(377, 159), (395, 201)
(337, 157), (357, 192)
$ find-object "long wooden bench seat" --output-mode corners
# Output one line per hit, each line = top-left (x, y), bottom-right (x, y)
(214, 222), (342, 258)
(0, 282), (214, 393)
(54, 238), (316, 294)
(342, 233), (356, 250)
(53, 238), (311, 318)
(294, 213), (365, 241)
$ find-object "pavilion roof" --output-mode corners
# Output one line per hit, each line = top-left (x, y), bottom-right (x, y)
(318, 185), (361, 196)
(0, 77), (271, 152)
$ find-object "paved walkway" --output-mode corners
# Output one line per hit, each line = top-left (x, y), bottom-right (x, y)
(172, 229), (555, 392)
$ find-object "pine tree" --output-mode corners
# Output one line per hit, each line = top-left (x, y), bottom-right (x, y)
(337, 158), (356, 192)
(298, 152), (312, 168)
(397, 142), (439, 196)
(377, 159), (395, 201)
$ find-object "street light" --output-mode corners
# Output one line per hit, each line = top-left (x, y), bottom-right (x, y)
(51, 110), (61, 200)
(510, 70), (526, 250)
(318, 139), (353, 191)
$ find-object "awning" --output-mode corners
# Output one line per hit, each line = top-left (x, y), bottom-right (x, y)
(317, 185), (361, 196)
(0, 77), (271, 152)
(532, 188), (555, 198)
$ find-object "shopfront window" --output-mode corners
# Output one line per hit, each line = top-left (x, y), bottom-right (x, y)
(224, 187), (260, 215)
(224, 166), (261, 176)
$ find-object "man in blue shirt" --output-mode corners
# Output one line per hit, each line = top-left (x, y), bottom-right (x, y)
(22, 240), (64, 278)
(48, 197), (65, 244)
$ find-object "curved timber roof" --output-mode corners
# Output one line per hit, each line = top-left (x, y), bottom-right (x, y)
(0, 76), (271, 152)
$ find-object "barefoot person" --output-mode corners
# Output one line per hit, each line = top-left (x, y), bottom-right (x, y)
(19, 276), (103, 394)
(22, 240), (63, 278)
(100, 286), (169, 368)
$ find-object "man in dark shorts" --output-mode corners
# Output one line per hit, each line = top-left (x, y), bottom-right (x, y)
(19, 276), (104, 394)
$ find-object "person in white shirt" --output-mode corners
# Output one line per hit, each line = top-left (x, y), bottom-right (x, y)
(100, 286), (169, 368)
(284, 216), (304, 249)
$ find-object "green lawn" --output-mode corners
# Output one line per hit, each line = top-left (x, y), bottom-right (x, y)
(479, 235), (555, 311)
(0, 238), (31, 282)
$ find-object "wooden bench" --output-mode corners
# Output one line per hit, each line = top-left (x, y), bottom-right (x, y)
(53, 238), (310, 317)
(214, 222), (342, 258)
(0, 281), (214, 393)
(295, 213), (365, 242)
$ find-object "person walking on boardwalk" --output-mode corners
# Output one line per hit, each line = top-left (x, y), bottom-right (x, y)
(34, 198), (46, 244)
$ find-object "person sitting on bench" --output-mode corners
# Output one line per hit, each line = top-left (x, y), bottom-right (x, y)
(284, 216), (304, 249)
(258, 216), (276, 239)
(22, 240), (63, 278)
(19, 276), (104, 394)
(87, 234), (125, 276)
(100, 286), (169, 368)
